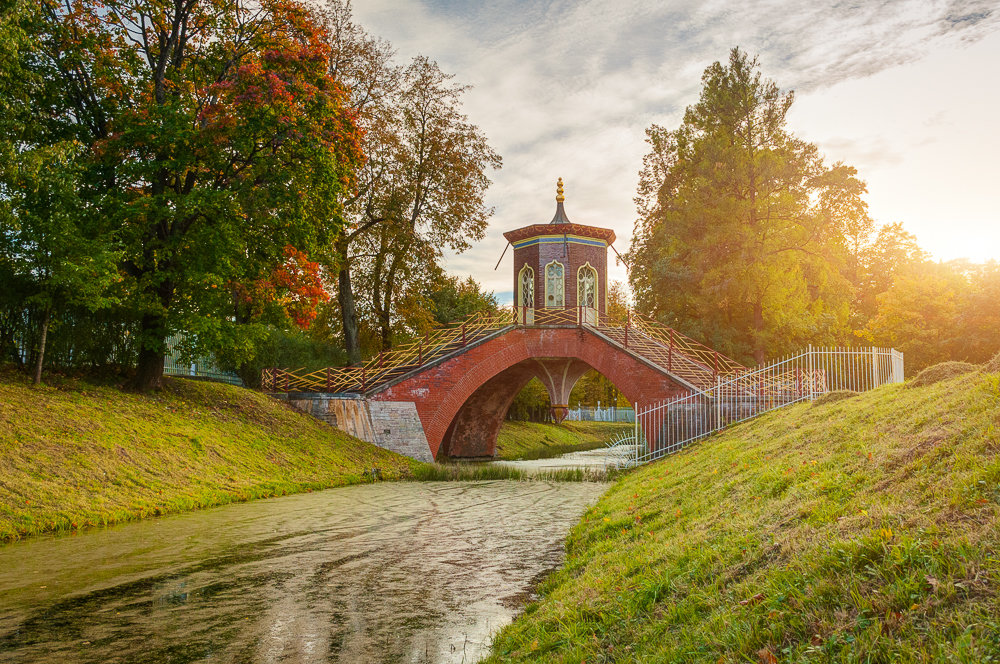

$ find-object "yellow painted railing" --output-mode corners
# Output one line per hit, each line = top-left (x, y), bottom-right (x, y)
(262, 306), (748, 393)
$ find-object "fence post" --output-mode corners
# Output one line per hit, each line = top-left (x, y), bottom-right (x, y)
(715, 375), (722, 431)
(283, 369), (289, 392)
(462, 322), (467, 346)
(807, 344), (814, 401)
(871, 346), (879, 388)
(713, 351), (719, 381)
(326, 367), (331, 392)
(418, 339), (423, 365)
(361, 365), (367, 392)
(634, 402), (640, 464)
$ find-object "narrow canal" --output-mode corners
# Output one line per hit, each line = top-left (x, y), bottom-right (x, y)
(0, 479), (606, 663)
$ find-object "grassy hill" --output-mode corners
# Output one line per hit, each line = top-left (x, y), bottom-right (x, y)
(496, 421), (633, 460)
(0, 370), (420, 542)
(486, 367), (1000, 662)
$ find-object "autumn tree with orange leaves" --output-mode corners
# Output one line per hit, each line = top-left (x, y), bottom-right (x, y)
(7, 0), (361, 390)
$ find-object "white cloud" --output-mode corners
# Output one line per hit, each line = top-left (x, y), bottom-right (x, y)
(351, 0), (1000, 296)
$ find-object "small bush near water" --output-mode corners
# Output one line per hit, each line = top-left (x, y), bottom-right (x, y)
(411, 463), (611, 483)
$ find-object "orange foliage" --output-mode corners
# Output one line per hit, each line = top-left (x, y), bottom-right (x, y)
(236, 245), (329, 329)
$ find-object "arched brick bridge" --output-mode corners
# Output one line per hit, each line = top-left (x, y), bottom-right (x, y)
(266, 181), (743, 461)
(266, 309), (743, 461)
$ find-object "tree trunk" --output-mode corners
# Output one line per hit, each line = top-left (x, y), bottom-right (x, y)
(376, 244), (404, 352)
(236, 361), (262, 390)
(32, 307), (51, 386)
(338, 266), (361, 365)
(128, 280), (174, 392)
(335, 236), (361, 365)
(132, 333), (166, 392)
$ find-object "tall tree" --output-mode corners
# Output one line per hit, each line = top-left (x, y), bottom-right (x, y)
(316, 0), (400, 363)
(19, 0), (362, 390)
(318, 1), (500, 360)
(853, 222), (928, 326)
(629, 48), (866, 363)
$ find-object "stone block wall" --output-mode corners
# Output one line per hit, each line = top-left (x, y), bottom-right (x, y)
(272, 393), (433, 463)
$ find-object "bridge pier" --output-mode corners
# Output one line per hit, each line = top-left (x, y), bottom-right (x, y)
(526, 358), (592, 423)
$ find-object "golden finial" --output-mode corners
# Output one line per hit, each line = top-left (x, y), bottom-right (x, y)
(556, 177), (565, 203)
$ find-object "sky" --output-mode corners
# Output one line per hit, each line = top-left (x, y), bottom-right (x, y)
(351, 0), (1000, 303)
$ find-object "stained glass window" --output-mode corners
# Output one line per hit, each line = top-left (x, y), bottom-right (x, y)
(545, 261), (564, 307)
(519, 265), (534, 308)
(578, 265), (597, 309)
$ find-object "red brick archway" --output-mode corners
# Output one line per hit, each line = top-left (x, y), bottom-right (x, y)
(371, 327), (690, 458)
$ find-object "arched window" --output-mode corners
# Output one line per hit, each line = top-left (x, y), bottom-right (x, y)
(518, 264), (534, 308)
(545, 261), (564, 308)
(577, 263), (597, 309)
(578, 263), (598, 324)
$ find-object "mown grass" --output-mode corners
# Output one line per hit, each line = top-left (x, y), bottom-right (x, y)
(496, 421), (633, 460)
(0, 369), (422, 543)
(486, 367), (1000, 663)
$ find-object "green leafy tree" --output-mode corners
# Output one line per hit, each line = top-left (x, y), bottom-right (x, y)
(853, 222), (928, 327)
(0, 2), (119, 382)
(19, 0), (362, 390)
(961, 262), (1000, 363)
(864, 261), (968, 370)
(428, 274), (500, 325)
(0, 143), (119, 383)
(629, 48), (866, 363)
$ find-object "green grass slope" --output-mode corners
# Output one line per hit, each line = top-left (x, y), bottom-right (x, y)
(487, 369), (1000, 662)
(496, 421), (633, 460)
(0, 370), (420, 542)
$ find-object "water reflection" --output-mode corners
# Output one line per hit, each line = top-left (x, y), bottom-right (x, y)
(0, 481), (605, 663)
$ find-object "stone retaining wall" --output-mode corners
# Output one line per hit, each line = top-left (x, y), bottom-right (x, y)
(272, 393), (433, 463)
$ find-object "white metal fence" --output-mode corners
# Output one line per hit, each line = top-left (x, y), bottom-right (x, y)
(566, 405), (635, 422)
(163, 336), (243, 386)
(607, 346), (904, 468)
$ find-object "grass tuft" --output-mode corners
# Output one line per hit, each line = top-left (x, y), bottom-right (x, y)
(908, 360), (978, 387)
(811, 389), (858, 406)
(985, 351), (1000, 374)
(411, 463), (612, 483)
(485, 371), (1000, 662)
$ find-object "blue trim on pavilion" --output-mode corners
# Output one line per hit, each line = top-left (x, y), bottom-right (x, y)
(512, 234), (608, 250)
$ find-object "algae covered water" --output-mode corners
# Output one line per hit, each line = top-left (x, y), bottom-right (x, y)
(0, 480), (605, 663)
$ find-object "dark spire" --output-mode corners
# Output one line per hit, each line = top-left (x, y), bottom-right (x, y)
(550, 177), (571, 224)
